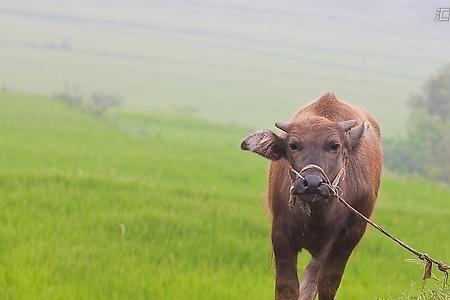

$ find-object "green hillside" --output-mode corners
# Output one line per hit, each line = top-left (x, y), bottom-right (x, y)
(0, 92), (449, 299)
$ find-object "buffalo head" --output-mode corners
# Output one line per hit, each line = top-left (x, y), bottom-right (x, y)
(241, 116), (368, 204)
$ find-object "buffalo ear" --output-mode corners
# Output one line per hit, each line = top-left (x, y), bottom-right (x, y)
(344, 121), (369, 149)
(240, 130), (285, 160)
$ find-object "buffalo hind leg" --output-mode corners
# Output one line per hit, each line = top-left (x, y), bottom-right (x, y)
(298, 257), (321, 300)
(272, 223), (299, 300)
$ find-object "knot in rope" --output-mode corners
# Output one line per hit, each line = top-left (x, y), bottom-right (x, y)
(288, 163), (346, 209)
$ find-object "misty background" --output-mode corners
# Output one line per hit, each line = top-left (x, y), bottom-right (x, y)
(1, 0), (450, 137)
(1, 2), (450, 299)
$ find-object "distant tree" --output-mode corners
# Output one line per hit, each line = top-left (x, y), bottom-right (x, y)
(430, 132), (450, 183)
(54, 92), (83, 107)
(408, 64), (450, 121)
(384, 64), (450, 184)
(55, 81), (84, 107)
(87, 93), (123, 115)
(55, 89), (123, 115)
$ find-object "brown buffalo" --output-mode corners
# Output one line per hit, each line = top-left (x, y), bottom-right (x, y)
(241, 93), (382, 300)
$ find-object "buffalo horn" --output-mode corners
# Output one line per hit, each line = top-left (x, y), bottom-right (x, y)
(275, 122), (290, 132)
(337, 119), (357, 131)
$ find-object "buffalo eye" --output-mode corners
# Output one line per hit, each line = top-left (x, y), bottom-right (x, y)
(288, 138), (302, 151)
(329, 142), (341, 152)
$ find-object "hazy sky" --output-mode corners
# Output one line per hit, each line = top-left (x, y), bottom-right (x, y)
(1, 0), (449, 134)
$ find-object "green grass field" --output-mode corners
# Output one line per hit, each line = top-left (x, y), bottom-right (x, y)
(1, 92), (449, 299)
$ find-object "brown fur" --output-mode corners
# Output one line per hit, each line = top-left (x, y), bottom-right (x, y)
(242, 93), (382, 300)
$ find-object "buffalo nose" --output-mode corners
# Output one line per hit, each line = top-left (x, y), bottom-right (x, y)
(301, 174), (324, 193)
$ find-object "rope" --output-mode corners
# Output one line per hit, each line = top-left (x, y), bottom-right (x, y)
(289, 163), (450, 282)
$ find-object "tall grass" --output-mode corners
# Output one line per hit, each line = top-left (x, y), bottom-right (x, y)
(0, 92), (449, 299)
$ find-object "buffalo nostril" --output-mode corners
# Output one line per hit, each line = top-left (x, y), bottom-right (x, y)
(303, 179), (309, 187)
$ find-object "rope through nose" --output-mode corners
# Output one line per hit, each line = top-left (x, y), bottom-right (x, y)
(289, 164), (345, 190)
(288, 163), (346, 210)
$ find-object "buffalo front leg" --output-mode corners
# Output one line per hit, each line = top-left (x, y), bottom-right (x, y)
(272, 223), (299, 300)
(317, 224), (365, 300)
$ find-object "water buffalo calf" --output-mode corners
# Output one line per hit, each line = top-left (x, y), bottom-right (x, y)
(241, 93), (382, 300)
